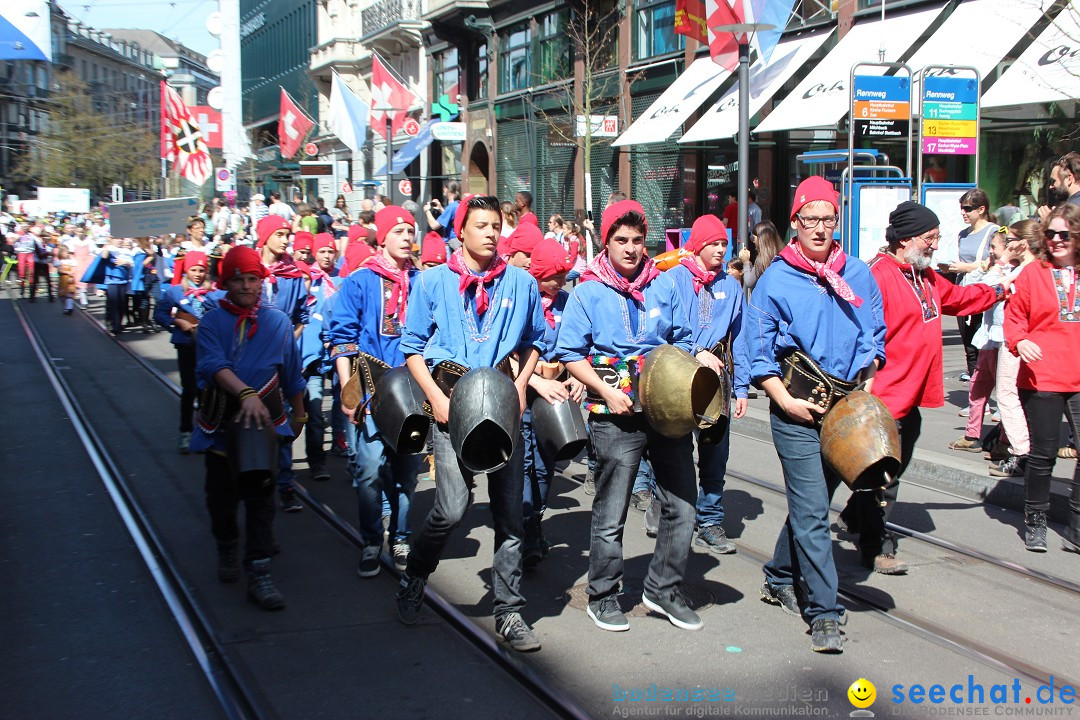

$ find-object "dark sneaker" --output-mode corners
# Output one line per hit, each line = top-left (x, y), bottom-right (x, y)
(279, 487), (303, 513)
(630, 489), (653, 512)
(587, 594), (629, 632)
(392, 543), (409, 572)
(695, 525), (736, 554)
(216, 541), (240, 583)
(810, 617), (843, 653)
(760, 581), (800, 617)
(356, 545), (381, 578)
(644, 497), (661, 537)
(835, 511), (858, 535)
(641, 591), (703, 631)
(396, 573), (426, 625)
(1025, 512), (1048, 553)
(496, 612), (541, 652)
(330, 433), (349, 457)
(988, 455), (1026, 478)
(583, 469), (596, 496)
(867, 553), (908, 575)
(246, 559), (286, 611)
(310, 464), (331, 481)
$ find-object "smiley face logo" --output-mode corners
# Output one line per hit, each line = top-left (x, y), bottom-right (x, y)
(848, 678), (876, 709)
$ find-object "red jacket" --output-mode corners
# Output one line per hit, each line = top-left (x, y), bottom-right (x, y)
(1004, 260), (1080, 392)
(869, 253), (997, 419)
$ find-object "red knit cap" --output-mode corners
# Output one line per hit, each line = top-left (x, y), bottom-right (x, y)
(256, 215), (290, 249)
(600, 199), (647, 244)
(507, 222), (544, 256)
(684, 214), (729, 254)
(293, 231), (314, 253)
(420, 231), (446, 265)
(375, 206), (416, 245)
(347, 224), (366, 243)
(528, 237), (574, 280)
(219, 245), (268, 279)
(312, 232), (336, 255)
(790, 176), (839, 221)
(183, 251), (208, 269)
(454, 194), (475, 240)
(343, 241), (375, 275)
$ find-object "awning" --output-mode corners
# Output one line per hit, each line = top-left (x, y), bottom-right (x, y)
(0, 1), (51, 61)
(610, 58), (731, 147)
(753, 6), (944, 134)
(981, 4), (1080, 108)
(678, 30), (833, 144)
(905, 0), (1049, 113)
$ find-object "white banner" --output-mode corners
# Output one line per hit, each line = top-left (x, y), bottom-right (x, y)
(108, 197), (200, 238)
(36, 187), (91, 213)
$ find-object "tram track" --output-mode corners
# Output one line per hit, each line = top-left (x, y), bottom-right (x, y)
(65, 301), (1079, 703)
(63, 302), (590, 720)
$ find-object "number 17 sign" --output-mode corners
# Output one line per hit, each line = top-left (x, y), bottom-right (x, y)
(922, 76), (979, 155)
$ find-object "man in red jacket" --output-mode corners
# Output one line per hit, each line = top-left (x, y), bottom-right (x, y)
(841, 201), (1002, 574)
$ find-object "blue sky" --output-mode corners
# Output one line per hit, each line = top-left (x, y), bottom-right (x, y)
(61, 0), (219, 56)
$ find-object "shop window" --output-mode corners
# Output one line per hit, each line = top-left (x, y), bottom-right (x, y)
(471, 43), (489, 101)
(536, 10), (570, 84)
(634, 0), (684, 61)
(499, 23), (531, 93)
(433, 47), (459, 103)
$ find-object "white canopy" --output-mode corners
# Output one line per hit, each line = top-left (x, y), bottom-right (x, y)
(678, 30), (833, 144)
(982, 3), (1080, 108)
(754, 6), (944, 134)
(611, 58), (731, 147)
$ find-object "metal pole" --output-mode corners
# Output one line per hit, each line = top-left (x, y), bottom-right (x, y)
(386, 116), (392, 205)
(737, 39), (750, 253)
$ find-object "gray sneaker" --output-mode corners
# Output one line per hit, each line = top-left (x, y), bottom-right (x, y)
(644, 497), (661, 537)
(356, 545), (381, 578)
(391, 542), (409, 572)
(496, 612), (541, 652)
(396, 573), (426, 625)
(178, 432), (192, 454)
(583, 469), (596, 496)
(630, 489), (653, 512)
(587, 594), (629, 632)
(810, 617), (843, 653)
(695, 525), (736, 554)
(760, 581), (800, 617)
(641, 590), (703, 631)
(988, 455), (1026, 478)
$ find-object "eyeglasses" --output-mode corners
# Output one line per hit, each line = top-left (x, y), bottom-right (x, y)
(1044, 229), (1075, 241)
(796, 214), (839, 230)
(915, 231), (940, 245)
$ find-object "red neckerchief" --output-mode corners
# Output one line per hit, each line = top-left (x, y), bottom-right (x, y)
(265, 253), (306, 284)
(182, 279), (212, 298)
(778, 240), (863, 308)
(580, 252), (660, 304)
(678, 256), (717, 293)
(447, 248), (506, 316)
(305, 265), (337, 305)
(366, 253), (412, 322)
(219, 297), (260, 340)
(541, 292), (557, 328)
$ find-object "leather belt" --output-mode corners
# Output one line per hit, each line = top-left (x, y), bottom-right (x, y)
(422, 357), (513, 416)
(779, 350), (859, 422)
(583, 355), (644, 414)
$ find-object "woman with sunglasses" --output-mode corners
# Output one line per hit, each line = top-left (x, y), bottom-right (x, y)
(946, 189), (1000, 381)
(1004, 204), (1080, 553)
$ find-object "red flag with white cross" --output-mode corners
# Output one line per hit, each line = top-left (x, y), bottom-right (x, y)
(278, 88), (316, 159)
(370, 54), (419, 141)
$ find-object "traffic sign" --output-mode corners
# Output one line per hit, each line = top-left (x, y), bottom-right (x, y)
(398, 179), (413, 196)
(215, 167), (235, 192)
(852, 75), (911, 141)
(304, 142), (319, 156)
(921, 76), (979, 155)
(403, 119), (420, 137)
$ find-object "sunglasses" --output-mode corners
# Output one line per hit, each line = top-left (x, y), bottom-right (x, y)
(960, 205), (982, 212)
(1044, 229), (1075, 241)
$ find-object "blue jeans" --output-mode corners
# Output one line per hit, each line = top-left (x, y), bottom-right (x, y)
(522, 406), (553, 518)
(762, 409), (845, 623)
(305, 372), (328, 468)
(587, 414), (696, 602)
(695, 426), (730, 527)
(346, 414), (423, 546)
(277, 399), (295, 491)
(406, 421), (526, 618)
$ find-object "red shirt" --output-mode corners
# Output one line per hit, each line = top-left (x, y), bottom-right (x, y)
(869, 253), (997, 419)
(722, 202), (739, 233)
(1004, 260), (1080, 392)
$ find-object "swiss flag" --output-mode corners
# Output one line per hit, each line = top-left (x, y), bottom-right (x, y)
(190, 106), (222, 149)
(370, 55), (419, 141)
(705, 0), (745, 72)
(279, 88), (316, 159)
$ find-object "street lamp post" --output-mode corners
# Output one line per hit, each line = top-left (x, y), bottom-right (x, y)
(711, 22), (774, 254)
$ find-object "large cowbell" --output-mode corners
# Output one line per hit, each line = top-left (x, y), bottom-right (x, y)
(820, 390), (901, 491)
(531, 394), (588, 462)
(226, 417), (278, 499)
(448, 367), (521, 473)
(371, 366), (431, 455)
(639, 345), (725, 439)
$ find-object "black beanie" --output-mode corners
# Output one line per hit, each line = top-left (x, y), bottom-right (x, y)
(885, 201), (940, 245)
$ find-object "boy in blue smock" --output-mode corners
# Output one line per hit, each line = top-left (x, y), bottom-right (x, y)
(747, 177), (885, 654)
(256, 215), (311, 513)
(154, 251), (224, 453)
(398, 195), (546, 653)
(667, 214), (750, 555)
(298, 232), (339, 482)
(555, 199), (702, 634)
(191, 246), (307, 611)
(328, 207), (423, 578)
